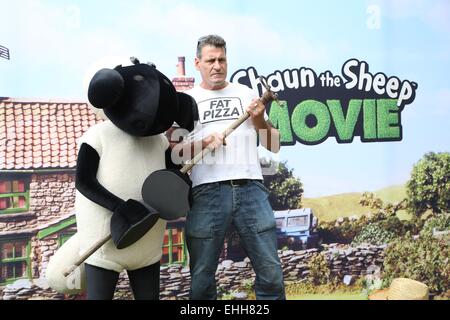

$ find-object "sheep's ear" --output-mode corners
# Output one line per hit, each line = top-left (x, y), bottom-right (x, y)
(130, 56), (140, 65)
(87, 68), (124, 109)
(175, 92), (198, 131)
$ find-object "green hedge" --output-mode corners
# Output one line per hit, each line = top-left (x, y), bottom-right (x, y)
(383, 234), (450, 293)
(352, 222), (396, 246)
(307, 253), (332, 285)
(420, 213), (450, 237)
(318, 213), (424, 244)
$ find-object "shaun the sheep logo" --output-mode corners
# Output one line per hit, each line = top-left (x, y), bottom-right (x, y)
(231, 58), (418, 146)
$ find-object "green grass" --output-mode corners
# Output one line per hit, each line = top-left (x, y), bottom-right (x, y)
(302, 192), (368, 222)
(241, 283), (369, 301)
(302, 184), (409, 222)
(285, 282), (368, 300)
(288, 292), (368, 300)
(374, 185), (406, 203)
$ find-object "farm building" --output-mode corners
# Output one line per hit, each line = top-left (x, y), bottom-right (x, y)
(0, 58), (194, 286)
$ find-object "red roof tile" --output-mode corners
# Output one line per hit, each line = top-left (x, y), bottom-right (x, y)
(1, 77), (195, 170)
(0, 99), (103, 170)
(172, 77), (195, 92)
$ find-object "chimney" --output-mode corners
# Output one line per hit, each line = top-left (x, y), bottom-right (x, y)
(176, 56), (186, 77)
(172, 56), (195, 92)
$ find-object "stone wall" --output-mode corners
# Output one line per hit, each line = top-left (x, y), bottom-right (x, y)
(0, 279), (81, 300)
(281, 243), (385, 281)
(1, 243), (386, 300)
(30, 173), (76, 226)
(0, 173), (75, 232)
(157, 243), (386, 299)
(32, 233), (77, 279)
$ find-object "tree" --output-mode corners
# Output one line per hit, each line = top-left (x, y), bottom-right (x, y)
(406, 152), (450, 216)
(263, 161), (303, 210)
(359, 192), (384, 210)
(359, 191), (375, 207)
(359, 192), (407, 217)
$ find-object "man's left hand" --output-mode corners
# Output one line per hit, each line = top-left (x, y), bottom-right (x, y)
(246, 98), (266, 129)
(246, 98), (281, 153)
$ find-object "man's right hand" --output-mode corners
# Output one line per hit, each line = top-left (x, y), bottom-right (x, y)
(202, 132), (226, 151)
(170, 132), (226, 162)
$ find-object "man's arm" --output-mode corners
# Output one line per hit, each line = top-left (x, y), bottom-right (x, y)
(247, 98), (280, 153)
(167, 126), (224, 163)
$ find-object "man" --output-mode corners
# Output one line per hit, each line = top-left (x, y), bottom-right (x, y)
(181, 34), (285, 300)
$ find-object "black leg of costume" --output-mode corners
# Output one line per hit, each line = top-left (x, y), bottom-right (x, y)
(85, 263), (120, 300)
(127, 261), (160, 300)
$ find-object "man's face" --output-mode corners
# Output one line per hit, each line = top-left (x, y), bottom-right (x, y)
(195, 45), (227, 90)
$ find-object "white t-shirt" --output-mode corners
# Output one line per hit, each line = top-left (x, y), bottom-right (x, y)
(185, 82), (268, 187)
(75, 121), (168, 272)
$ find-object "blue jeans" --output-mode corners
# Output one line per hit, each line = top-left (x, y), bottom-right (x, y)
(185, 180), (286, 300)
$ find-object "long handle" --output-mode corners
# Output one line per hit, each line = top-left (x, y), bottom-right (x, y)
(180, 111), (249, 174)
(180, 86), (278, 174)
(63, 234), (112, 277)
(64, 82), (278, 276)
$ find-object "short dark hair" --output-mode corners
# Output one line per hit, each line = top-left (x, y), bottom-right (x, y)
(196, 34), (226, 59)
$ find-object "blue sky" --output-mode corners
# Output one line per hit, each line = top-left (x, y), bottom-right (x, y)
(1, 0), (449, 197)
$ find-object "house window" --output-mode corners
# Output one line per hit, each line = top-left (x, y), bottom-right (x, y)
(58, 232), (76, 247)
(161, 228), (187, 266)
(0, 179), (30, 214)
(0, 239), (31, 284)
(287, 215), (308, 227)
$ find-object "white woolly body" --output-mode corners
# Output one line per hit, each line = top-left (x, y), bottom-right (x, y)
(47, 120), (170, 294)
(75, 121), (169, 272)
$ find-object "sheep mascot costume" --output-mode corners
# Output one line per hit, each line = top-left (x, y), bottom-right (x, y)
(46, 57), (196, 300)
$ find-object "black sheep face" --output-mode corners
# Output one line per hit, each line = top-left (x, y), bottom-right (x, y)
(87, 61), (196, 137)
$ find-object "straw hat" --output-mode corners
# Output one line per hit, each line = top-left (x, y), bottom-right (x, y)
(369, 278), (429, 300)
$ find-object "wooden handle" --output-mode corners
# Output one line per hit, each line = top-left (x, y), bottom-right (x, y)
(63, 234), (112, 277)
(180, 111), (249, 173)
(63, 86), (280, 276)
(180, 88), (279, 174)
